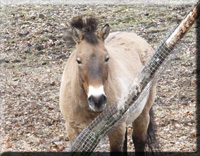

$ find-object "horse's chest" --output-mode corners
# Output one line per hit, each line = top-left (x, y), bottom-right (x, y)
(71, 108), (98, 130)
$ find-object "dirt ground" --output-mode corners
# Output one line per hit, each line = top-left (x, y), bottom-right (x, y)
(0, 2), (197, 153)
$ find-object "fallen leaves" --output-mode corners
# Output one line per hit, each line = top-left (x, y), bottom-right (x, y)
(6, 138), (13, 149)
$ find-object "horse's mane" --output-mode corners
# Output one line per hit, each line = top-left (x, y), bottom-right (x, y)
(70, 16), (99, 44)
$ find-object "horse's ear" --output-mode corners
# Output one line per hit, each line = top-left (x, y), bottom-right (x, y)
(98, 24), (110, 41)
(72, 28), (82, 44)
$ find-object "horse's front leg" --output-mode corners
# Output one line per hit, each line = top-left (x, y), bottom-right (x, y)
(65, 123), (80, 143)
(132, 85), (156, 155)
(108, 121), (126, 154)
(132, 111), (150, 156)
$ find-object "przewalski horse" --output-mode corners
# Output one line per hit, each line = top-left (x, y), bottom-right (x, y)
(59, 16), (158, 154)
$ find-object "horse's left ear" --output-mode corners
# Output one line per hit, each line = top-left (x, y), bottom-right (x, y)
(98, 24), (110, 41)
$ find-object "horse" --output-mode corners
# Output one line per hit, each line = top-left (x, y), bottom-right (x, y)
(59, 16), (158, 154)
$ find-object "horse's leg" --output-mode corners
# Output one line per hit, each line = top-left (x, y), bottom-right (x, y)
(123, 128), (127, 151)
(65, 123), (80, 143)
(132, 85), (156, 155)
(123, 128), (128, 156)
(132, 111), (150, 156)
(108, 121), (126, 154)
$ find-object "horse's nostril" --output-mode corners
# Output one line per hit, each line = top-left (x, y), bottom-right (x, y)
(88, 96), (93, 103)
(101, 95), (107, 105)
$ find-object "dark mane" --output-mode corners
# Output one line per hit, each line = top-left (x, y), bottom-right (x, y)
(70, 16), (99, 44)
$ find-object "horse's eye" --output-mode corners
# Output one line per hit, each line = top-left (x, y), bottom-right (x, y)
(76, 58), (82, 65)
(105, 56), (110, 63)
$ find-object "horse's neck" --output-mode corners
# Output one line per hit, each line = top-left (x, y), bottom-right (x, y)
(105, 64), (123, 106)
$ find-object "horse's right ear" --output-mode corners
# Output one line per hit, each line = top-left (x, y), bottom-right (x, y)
(72, 28), (82, 44)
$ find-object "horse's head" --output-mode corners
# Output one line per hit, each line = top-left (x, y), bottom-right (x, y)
(70, 16), (110, 112)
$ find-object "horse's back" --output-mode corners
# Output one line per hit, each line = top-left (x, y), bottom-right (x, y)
(106, 32), (153, 65)
(105, 32), (154, 95)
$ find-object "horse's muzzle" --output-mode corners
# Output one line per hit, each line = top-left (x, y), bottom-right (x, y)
(88, 94), (107, 112)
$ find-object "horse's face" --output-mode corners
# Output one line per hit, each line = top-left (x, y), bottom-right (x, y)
(76, 41), (109, 112)
(72, 24), (110, 112)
